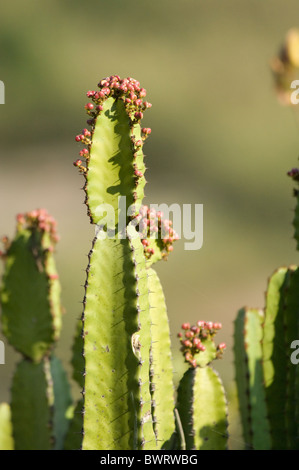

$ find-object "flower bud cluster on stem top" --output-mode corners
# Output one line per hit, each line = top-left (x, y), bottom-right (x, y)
(178, 321), (226, 368)
(16, 209), (59, 244)
(73, 75), (152, 173)
(132, 205), (179, 260)
(0, 209), (59, 258)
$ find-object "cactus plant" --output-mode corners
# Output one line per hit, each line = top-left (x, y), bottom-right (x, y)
(233, 168), (299, 450)
(176, 321), (228, 450)
(0, 209), (72, 450)
(0, 75), (228, 450)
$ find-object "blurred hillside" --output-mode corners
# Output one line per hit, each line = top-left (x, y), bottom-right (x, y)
(1, 0), (299, 449)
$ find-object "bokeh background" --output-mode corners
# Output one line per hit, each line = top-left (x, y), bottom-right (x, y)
(1, 0), (299, 450)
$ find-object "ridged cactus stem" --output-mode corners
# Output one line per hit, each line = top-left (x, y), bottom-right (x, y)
(0, 210), (71, 450)
(234, 308), (271, 450)
(74, 76), (178, 450)
(176, 321), (228, 450)
(147, 267), (176, 449)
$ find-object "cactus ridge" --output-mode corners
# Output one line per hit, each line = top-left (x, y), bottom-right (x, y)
(234, 307), (271, 450)
(127, 223), (156, 450)
(284, 267), (299, 449)
(262, 267), (290, 449)
(233, 308), (254, 449)
(147, 267), (176, 449)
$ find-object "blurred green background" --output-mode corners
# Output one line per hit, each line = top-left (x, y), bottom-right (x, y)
(1, 0), (299, 450)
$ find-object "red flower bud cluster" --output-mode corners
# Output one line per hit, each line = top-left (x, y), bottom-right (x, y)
(86, 76), (151, 125)
(133, 205), (179, 260)
(74, 76), (152, 175)
(15, 209), (59, 245)
(178, 321), (225, 368)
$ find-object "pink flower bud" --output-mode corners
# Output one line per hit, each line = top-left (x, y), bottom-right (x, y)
(83, 128), (91, 137)
(185, 331), (194, 339)
(134, 111), (143, 120)
(79, 149), (89, 157)
(142, 127), (151, 135)
(85, 103), (94, 111)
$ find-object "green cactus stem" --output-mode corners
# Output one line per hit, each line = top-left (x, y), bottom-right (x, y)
(262, 266), (299, 449)
(0, 403), (14, 450)
(81, 231), (141, 450)
(63, 399), (84, 450)
(262, 267), (290, 449)
(283, 267), (299, 449)
(127, 224), (156, 450)
(74, 76), (152, 226)
(11, 358), (53, 450)
(234, 307), (271, 450)
(0, 209), (62, 362)
(63, 318), (85, 450)
(147, 267), (176, 448)
(0, 210), (73, 450)
(74, 79), (153, 449)
(288, 168), (299, 248)
(234, 263), (299, 450)
(74, 76), (178, 450)
(71, 318), (85, 390)
(50, 356), (73, 450)
(176, 321), (228, 450)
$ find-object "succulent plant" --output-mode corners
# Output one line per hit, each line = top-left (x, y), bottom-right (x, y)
(0, 76), (227, 451)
